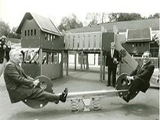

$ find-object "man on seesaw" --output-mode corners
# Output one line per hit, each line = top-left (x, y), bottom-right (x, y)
(122, 51), (155, 103)
(3, 49), (68, 104)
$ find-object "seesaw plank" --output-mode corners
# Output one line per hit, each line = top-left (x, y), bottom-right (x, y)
(56, 89), (128, 100)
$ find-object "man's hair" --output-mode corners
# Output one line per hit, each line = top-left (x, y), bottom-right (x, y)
(143, 51), (152, 57)
(111, 42), (115, 47)
(9, 49), (21, 59)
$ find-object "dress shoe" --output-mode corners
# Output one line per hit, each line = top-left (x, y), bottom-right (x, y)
(55, 101), (59, 104)
(107, 84), (110, 87)
(122, 95), (129, 103)
(59, 88), (68, 102)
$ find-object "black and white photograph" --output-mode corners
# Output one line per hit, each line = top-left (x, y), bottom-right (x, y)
(0, 0), (159, 120)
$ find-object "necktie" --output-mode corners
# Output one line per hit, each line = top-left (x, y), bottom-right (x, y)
(141, 63), (145, 68)
(111, 49), (114, 58)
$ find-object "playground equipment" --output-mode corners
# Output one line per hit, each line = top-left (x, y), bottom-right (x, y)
(14, 12), (158, 113)
(64, 30), (138, 81)
(18, 26), (158, 112)
(19, 30), (64, 79)
(23, 74), (134, 112)
(64, 29), (159, 87)
(15, 12), (64, 80)
(19, 47), (63, 79)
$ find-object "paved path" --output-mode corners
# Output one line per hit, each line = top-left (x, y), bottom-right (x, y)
(0, 70), (159, 120)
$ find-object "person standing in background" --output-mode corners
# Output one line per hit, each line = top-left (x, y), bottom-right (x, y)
(5, 41), (12, 62)
(106, 42), (120, 87)
(0, 36), (7, 77)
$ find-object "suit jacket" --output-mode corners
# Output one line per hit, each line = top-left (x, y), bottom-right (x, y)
(106, 49), (119, 68)
(4, 61), (36, 103)
(130, 61), (154, 92)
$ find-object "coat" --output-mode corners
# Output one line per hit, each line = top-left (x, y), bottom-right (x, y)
(130, 61), (155, 92)
(3, 61), (42, 103)
(106, 49), (120, 68)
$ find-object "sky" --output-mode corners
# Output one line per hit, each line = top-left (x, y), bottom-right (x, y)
(0, 0), (160, 28)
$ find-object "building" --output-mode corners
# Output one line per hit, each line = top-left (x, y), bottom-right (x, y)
(66, 18), (159, 67)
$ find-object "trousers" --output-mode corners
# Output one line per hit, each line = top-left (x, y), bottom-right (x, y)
(27, 88), (59, 103)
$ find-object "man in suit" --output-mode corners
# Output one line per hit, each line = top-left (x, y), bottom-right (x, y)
(106, 42), (120, 87)
(123, 51), (155, 103)
(155, 33), (159, 83)
(3, 49), (68, 104)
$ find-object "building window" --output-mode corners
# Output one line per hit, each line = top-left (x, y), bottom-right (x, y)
(31, 29), (33, 36)
(53, 35), (55, 40)
(48, 34), (50, 41)
(34, 29), (36, 36)
(25, 30), (26, 36)
(51, 35), (52, 41)
(45, 33), (47, 40)
(28, 30), (30, 36)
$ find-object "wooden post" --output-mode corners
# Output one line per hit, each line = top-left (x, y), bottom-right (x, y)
(74, 52), (77, 70)
(66, 50), (69, 76)
(81, 51), (83, 70)
(39, 48), (43, 75)
(86, 53), (89, 70)
(100, 50), (103, 82)
(103, 53), (106, 80)
(60, 50), (64, 77)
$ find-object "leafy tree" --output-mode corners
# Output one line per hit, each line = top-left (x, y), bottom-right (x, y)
(0, 20), (20, 38)
(108, 13), (143, 22)
(148, 13), (160, 19)
(7, 27), (20, 39)
(58, 14), (83, 32)
(85, 13), (100, 26)
(108, 13), (119, 22)
(118, 13), (142, 21)
(0, 20), (10, 37)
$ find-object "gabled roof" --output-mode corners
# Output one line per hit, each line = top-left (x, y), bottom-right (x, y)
(126, 28), (151, 42)
(68, 18), (159, 33)
(16, 12), (61, 36)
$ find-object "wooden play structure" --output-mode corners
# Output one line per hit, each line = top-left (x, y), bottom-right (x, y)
(63, 28), (138, 81)
(16, 12), (64, 79)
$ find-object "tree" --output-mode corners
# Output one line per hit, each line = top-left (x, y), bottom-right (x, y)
(108, 13), (119, 22)
(148, 13), (160, 19)
(108, 13), (143, 22)
(118, 13), (142, 21)
(0, 20), (20, 38)
(0, 20), (10, 37)
(85, 13), (100, 26)
(7, 27), (20, 39)
(58, 14), (83, 32)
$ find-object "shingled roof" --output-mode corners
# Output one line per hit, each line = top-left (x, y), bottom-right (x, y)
(126, 28), (151, 42)
(68, 18), (159, 33)
(16, 12), (61, 36)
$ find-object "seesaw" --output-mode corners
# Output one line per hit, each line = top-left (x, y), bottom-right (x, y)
(22, 74), (138, 112)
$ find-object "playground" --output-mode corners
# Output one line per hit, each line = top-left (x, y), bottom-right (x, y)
(0, 12), (159, 120)
(0, 68), (159, 120)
